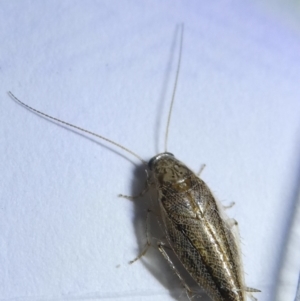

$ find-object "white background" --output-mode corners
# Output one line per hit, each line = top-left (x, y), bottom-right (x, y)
(1, 1), (300, 301)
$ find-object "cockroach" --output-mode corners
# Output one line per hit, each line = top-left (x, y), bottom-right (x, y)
(8, 25), (260, 301)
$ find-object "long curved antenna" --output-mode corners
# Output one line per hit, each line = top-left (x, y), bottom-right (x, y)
(8, 91), (147, 165)
(164, 24), (184, 152)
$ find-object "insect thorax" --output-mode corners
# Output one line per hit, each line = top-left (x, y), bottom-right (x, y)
(148, 153), (194, 192)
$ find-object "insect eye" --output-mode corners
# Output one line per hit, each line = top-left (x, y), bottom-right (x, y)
(148, 157), (156, 169)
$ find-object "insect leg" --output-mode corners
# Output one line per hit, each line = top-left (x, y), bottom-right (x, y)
(119, 170), (152, 199)
(245, 286), (261, 293)
(245, 286), (261, 301)
(129, 209), (152, 264)
(223, 201), (235, 210)
(196, 164), (206, 177)
(157, 241), (196, 301)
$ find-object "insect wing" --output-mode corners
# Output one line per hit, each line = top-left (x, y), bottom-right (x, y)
(156, 156), (245, 301)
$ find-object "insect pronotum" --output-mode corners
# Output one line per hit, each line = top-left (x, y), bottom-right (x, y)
(9, 25), (260, 301)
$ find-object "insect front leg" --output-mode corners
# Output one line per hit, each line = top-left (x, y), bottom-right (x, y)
(196, 164), (206, 177)
(119, 170), (152, 199)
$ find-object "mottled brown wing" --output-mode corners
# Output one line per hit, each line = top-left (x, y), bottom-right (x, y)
(159, 175), (245, 301)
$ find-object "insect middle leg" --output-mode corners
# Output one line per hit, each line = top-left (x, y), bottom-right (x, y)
(223, 202), (235, 210)
(245, 286), (261, 301)
(129, 208), (153, 264)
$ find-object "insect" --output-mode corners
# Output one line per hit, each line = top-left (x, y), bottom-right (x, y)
(9, 25), (260, 301)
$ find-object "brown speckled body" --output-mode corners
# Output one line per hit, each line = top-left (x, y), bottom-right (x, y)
(149, 152), (246, 301)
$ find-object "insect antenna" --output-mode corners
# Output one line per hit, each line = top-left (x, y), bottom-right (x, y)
(164, 24), (184, 152)
(8, 91), (147, 165)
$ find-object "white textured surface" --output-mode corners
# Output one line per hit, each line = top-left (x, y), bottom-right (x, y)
(1, 1), (300, 301)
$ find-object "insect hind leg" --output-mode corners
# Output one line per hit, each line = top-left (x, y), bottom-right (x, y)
(158, 241), (199, 301)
